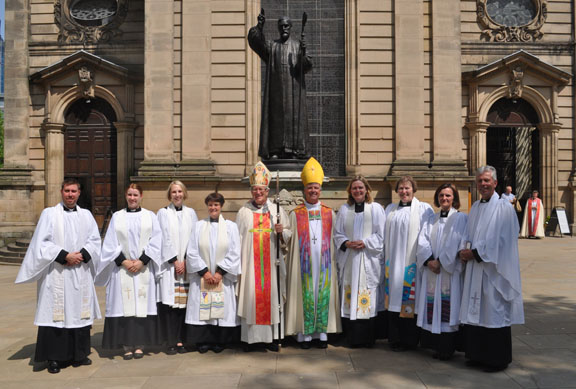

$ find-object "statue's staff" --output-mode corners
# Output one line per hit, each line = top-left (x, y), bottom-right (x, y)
(298, 12), (308, 143)
(275, 171), (283, 347)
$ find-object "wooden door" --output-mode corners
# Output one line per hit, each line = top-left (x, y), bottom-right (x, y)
(64, 98), (117, 228)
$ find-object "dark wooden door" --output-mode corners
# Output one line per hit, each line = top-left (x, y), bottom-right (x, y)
(487, 127), (516, 195)
(65, 98), (117, 228)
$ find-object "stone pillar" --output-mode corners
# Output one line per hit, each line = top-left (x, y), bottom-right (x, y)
(180, 0), (215, 174)
(391, 0), (428, 174)
(140, 0), (175, 174)
(430, 0), (467, 175)
(466, 122), (490, 174)
(43, 123), (66, 206)
(345, 0), (360, 175)
(114, 121), (137, 205)
(538, 123), (560, 215)
(245, 1), (260, 175)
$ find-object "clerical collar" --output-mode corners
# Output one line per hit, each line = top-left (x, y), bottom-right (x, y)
(174, 206), (182, 211)
(126, 207), (142, 212)
(354, 202), (364, 213)
(440, 210), (449, 218)
(399, 201), (412, 207)
(62, 204), (77, 212)
(251, 200), (264, 209)
(209, 217), (219, 223)
(480, 198), (491, 203)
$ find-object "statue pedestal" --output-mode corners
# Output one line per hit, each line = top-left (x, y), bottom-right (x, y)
(263, 158), (307, 172)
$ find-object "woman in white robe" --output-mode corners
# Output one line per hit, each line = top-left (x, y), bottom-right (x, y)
(416, 183), (467, 360)
(185, 192), (241, 353)
(97, 184), (162, 360)
(520, 190), (545, 238)
(334, 176), (386, 347)
(156, 181), (198, 354)
(383, 176), (434, 351)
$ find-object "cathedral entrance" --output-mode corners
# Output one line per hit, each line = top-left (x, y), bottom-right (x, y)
(486, 98), (539, 201)
(64, 98), (117, 228)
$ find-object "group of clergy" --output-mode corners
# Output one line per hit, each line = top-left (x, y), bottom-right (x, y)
(16, 160), (523, 375)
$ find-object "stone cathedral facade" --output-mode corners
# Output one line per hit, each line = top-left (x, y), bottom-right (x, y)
(2, 0), (575, 243)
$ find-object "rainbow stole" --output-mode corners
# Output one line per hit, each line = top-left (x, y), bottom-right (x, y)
(294, 204), (332, 334)
(251, 212), (273, 325)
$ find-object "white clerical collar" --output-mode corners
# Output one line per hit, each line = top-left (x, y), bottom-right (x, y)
(62, 204), (77, 212)
(126, 207), (142, 212)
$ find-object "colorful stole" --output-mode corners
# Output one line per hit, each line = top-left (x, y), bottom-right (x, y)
(294, 204), (332, 334)
(527, 199), (541, 236)
(165, 204), (193, 308)
(250, 212), (273, 325)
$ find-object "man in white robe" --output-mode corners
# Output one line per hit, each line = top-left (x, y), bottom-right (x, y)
(459, 166), (524, 372)
(236, 162), (290, 351)
(285, 158), (341, 349)
(16, 179), (101, 374)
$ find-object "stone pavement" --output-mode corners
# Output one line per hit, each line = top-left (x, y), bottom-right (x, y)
(1, 238), (575, 388)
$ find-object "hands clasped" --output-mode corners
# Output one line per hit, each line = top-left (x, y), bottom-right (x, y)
(346, 240), (365, 250)
(65, 251), (84, 266)
(122, 259), (144, 273)
(203, 271), (223, 285)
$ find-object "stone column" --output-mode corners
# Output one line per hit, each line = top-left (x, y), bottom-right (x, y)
(245, 1), (261, 175)
(345, 0), (360, 175)
(140, 0), (175, 174)
(538, 123), (560, 215)
(466, 121), (490, 174)
(180, 0), (215, 174)
(391, 0), (428, 174)
(114, 121), (137, 205)
(430, 0), (467, 175)
(43, 123), (66, 206)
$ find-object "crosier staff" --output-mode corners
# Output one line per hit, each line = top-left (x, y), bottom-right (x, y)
(274, 170), (283, 347)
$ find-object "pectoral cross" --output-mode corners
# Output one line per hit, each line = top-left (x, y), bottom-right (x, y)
(311, 235), (318, 244)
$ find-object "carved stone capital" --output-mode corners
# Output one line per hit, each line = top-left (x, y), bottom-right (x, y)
(508, 65), (526, 99)
(477, 0), (547, 42)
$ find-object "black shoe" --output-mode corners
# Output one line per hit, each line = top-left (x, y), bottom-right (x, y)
(197, 344), (210, 354)
(123, 352), (134, 360)
(465, 359), (483, 367)
(483, 365), (507, 373)
(133, 350), (144, 359)
(265, 342), (280, 352)
(300, 342), (312, 349)
(177, 345), (187, 354)
(166, 346), (177, 355)
(212, 344), (225, 353)
(317, 341), (328, 349)
(47, 361), (60, 374)
(72, 357), (92, 367)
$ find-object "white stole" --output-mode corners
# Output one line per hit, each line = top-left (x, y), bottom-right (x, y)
(166, 204), (192, 280)
(52, 204), (91, 322)
(343, 202), (373, 319)
(198, 216), (228, 320)
(116, 210), (153, 317)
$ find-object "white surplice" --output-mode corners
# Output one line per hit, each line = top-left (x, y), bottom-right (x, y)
(97, 208), (162, 317)
(185, 217), (241, 327)
(333, 202), (386, 320)
(16, 203), (102, 328)
(416, 209), (467, 333)
(156, 205), (198, 307)
(460, 193), (524, 328)
(236, 199), (290, 344)
(383, 199), (434, 314)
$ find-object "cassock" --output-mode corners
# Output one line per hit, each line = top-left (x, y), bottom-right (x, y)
(520, 198), (545, 238)
(97, 208), (162, 349)
(416, 209), (467, 358)
(460, 192), (524, 369)
(285, 201), (341, 342)
(185, 216), (241, 346)
(236, 199), (290, 344)
(247, 26), (312, 159)
(383, 198), (434, 349)
(16, 203), (101, 363)
(333, 201), (385, 347)
(156, 204), (198, 347)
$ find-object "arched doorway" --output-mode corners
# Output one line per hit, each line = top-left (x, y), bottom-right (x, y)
(486, 98), (539, 202)
(64, 98), (117, 227)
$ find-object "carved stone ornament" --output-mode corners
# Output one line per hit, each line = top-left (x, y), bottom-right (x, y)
(55, 0), (129, 44)
(477, 0), (547, 42)
(508, 65), (525, 99)
(78, 66), (95, 98)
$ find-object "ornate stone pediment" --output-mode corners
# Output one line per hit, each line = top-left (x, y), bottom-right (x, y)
(477, 0), (547, 42)
(55, 0), (129, 44)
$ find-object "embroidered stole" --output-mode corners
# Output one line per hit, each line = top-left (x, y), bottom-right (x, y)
(250, 211), (273, 324)
(384, 197), (421, 318)
(343, 203), (373, 319)
(166, 204), (192, 308)
(52, 204), (91, 322)
(426, 209), (457, 325)
(527, 199), (541, 236)
(294, 204), (332, 334)
(198, 216), (228, 320)
(116, 210), (153, 317)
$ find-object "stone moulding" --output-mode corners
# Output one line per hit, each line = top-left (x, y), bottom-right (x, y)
(477, 0), (547, 42)
(55, 0), (129, 45)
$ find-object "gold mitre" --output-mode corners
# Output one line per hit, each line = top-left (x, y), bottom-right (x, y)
(301, 157), (324, 186)
(249, 161), (271, 187)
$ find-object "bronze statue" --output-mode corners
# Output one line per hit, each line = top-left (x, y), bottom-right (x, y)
(248, 9), (313, 163)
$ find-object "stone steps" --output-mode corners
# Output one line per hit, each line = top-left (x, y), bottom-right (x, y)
(0, 239), (30, 265)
